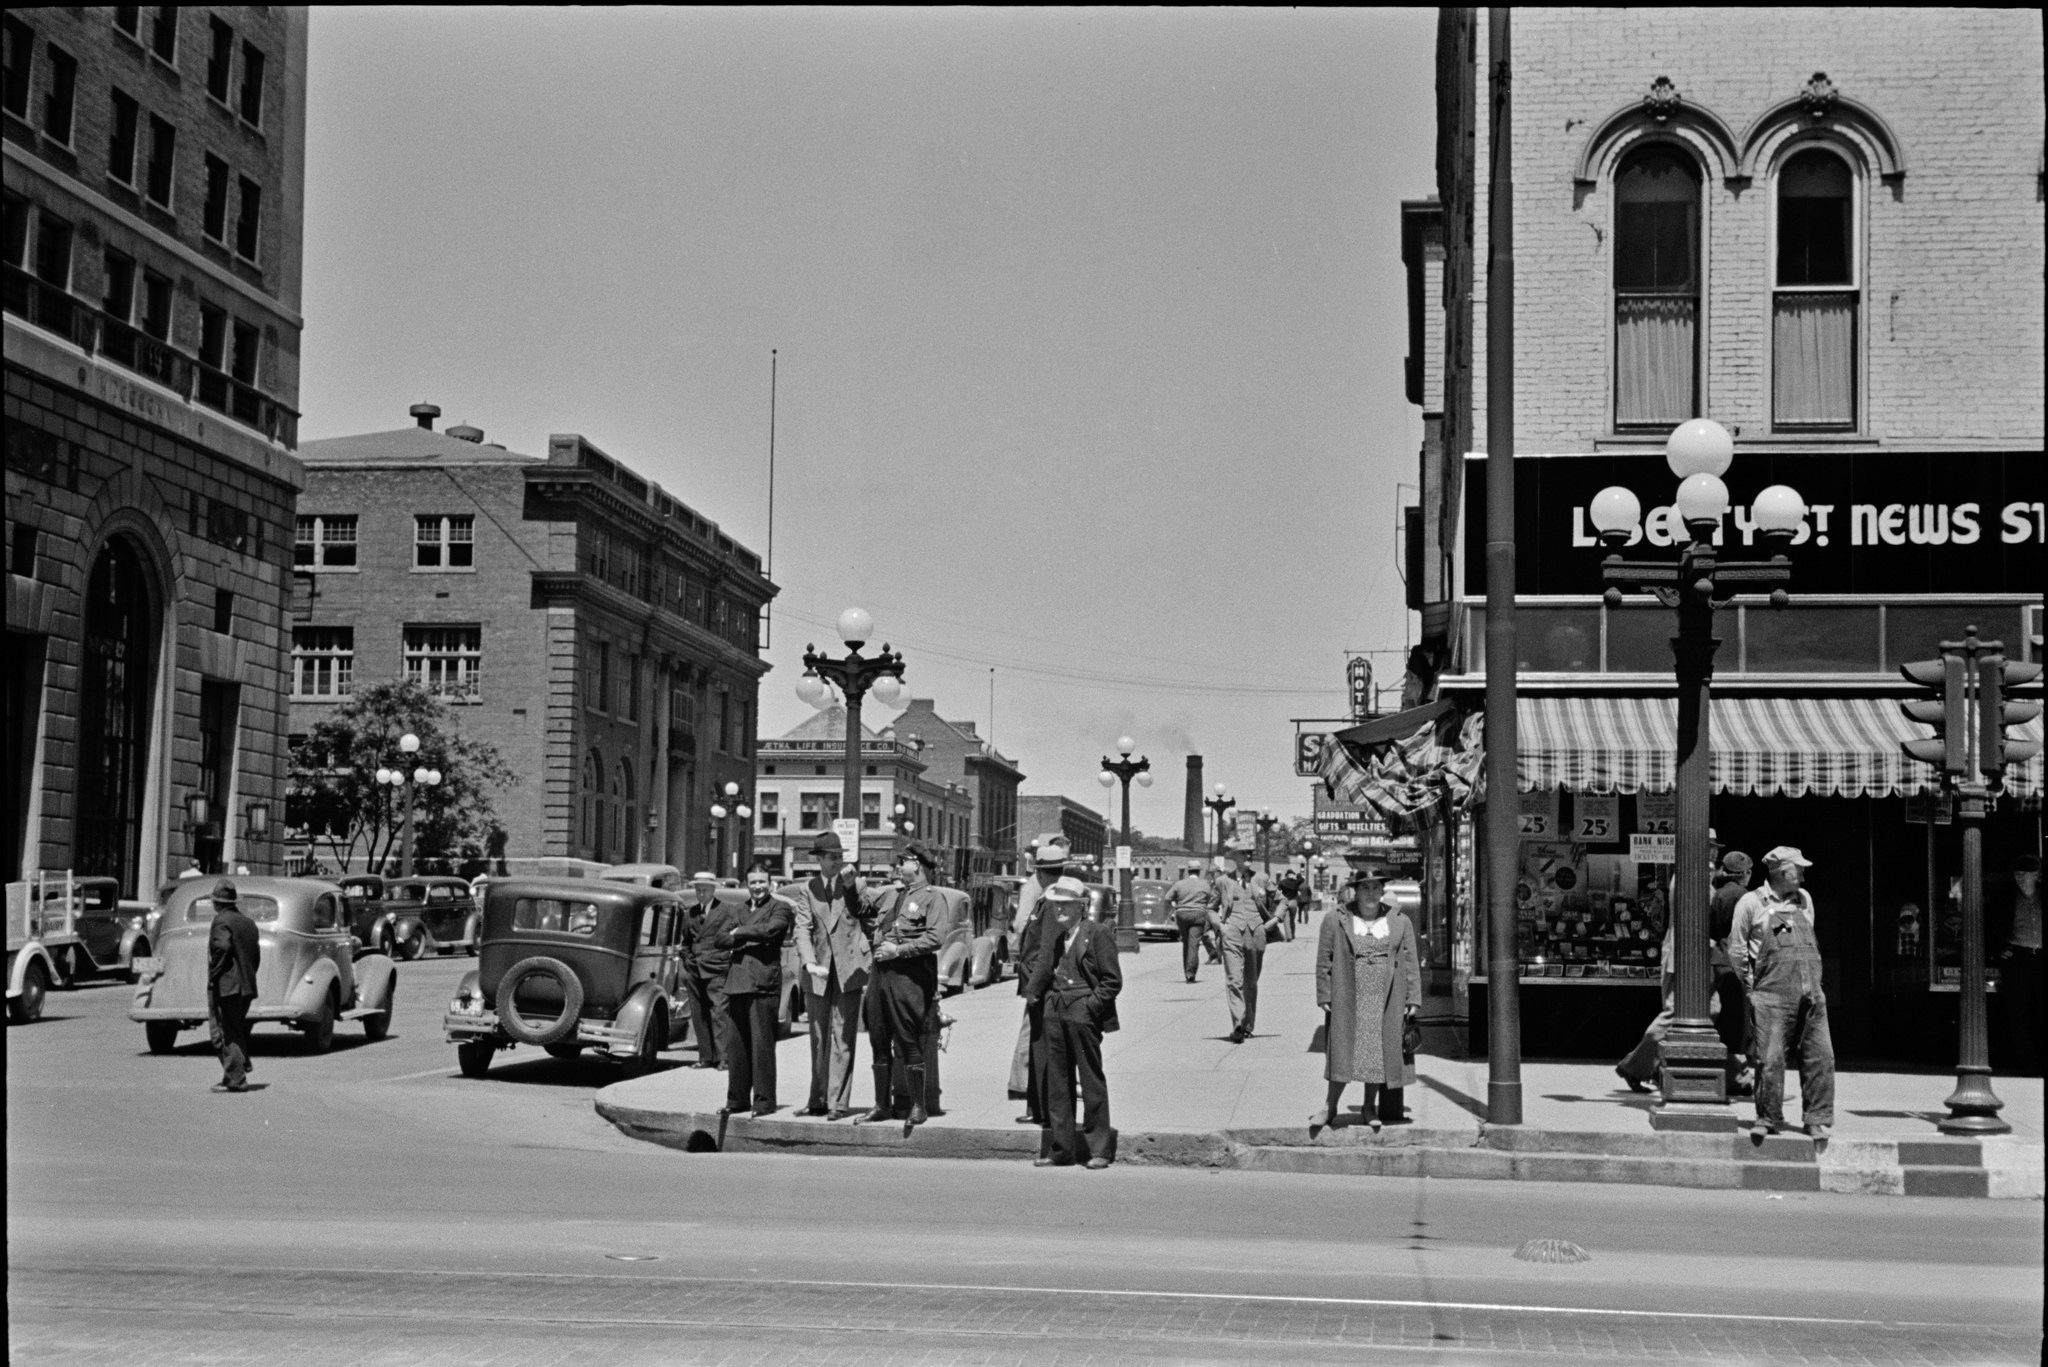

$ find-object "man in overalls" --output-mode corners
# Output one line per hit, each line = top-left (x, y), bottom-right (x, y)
(1730, 846), (1834, 1141)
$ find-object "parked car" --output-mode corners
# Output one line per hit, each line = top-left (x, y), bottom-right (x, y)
(391, 876), (483, 959)
(600, 863), (686, 892)
(1129, 877), (1176, 940)
(68, 876), (158, 981)
(129, 877), (398, 1054)
(443, 877), (695, 1079)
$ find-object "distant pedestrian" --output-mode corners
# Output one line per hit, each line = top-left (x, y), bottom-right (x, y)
(205, 880), (261, 1093)
(1312, 873), (1420, 1133)
(678, 872), (731, 1070)
(1276, 869), (1306, 943)
(1708, 850), (1755, 1092)
(1165, 865), (1216, 983)
(858, 842), (944, 1126)
(1027, 878), (1122, 1169)
(717, 867), (794, 1118)
(1212, 842), (1281, 1042)
(1732, 847), (1835, 1140)
(1008, 839), (1069, 1123)
(1994, 855), (2041, 1075)
(791, 831), (873, 1119)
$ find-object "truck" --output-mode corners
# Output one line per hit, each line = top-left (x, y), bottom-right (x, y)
(7, 870), (83, 1025)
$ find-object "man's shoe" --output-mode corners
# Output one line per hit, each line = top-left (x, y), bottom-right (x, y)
(1016, 1113), (1045, 1125)
(798, 1104), (829, 1117)
(1033, 1156), (1071, 1168)
(1615, 1066), (1650, 1095)
(1084, 1157), (1110, 1170)
(716, 1105), (737, 1119)
(825, 1108), (858, 1121)
(752, 1104), (778, 1119)
(1805, 1123), (1831, 1141)
(1751, 1119), (1781, 1139)
(854, 1104), (893, 1124)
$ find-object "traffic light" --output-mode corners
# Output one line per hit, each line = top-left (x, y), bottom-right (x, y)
(1900, 654), (1966, 774)
(1979, 655), (2043, 780)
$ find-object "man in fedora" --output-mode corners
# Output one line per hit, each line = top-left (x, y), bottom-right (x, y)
(206, 879), (261, 1092)
(1731, 846), (1834, 1140)
(1212, 842), (1279, 1042)
(791, 830), (874, 1118)
(1008, 835), (1070, 1123)
(677, 871), (731, 1070)
(858, 841), (945, 1126)
(1027, 877), (1122, 1169)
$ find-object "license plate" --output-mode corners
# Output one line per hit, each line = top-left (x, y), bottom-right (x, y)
(131, 957), (161, 976)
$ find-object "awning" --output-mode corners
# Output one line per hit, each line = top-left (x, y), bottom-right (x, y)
(1517, 695), (2044, 800)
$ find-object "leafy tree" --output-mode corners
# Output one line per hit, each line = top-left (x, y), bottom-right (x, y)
(288, 680), (515, 875)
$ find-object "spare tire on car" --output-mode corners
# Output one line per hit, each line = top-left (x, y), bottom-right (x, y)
(496, 956), (584, 1046)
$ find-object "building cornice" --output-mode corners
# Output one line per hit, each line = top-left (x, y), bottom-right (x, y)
(528, 570), (771, 678)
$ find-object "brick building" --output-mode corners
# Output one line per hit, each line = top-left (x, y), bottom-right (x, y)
(1016, 794), (1109, 871)
(751, 706), (973, 879)
(1382, 8), (2044, 1061)
(886, 697), (1025, 879)
(290, 410), (775, 879)
(5, 7), (308, 892)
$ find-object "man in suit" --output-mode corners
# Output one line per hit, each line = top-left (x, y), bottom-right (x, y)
(1166, 864), (1217, 983)
(677, 872), (731, 1070)
(1027, 877), (1123, 1169)
(1211, 845), (1279, 1042)
(1009, 838), (1069, 1123)
(206, 879), (261, 1093)
(716, 866), (794, 1118)
(791, 830), (874, 1118)
(857, 841), (944, 1126)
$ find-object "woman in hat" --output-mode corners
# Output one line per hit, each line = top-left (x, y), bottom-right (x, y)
(1312, 871), (1420, 1132)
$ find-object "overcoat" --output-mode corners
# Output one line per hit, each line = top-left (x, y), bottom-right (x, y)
(1315, 909), (1421, 1086)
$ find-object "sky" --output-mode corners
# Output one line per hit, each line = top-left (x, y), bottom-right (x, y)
(300, 7), (1439, 839)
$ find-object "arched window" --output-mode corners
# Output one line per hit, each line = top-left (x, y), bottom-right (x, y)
(585, 749), (605, 862)
(1773, 147), (1856, 428)
(1613, 146), (1702, 428)
(613, 760), (634, 861)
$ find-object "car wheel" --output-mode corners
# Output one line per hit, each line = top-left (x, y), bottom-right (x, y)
(621, 1007), (663, 1078)
(362, 982), (393, 1042)
(144, 1020), (179, 1054)
(304, 990), (337, 1053)
(379, 929), (397, 958)
(400, 927), (426, 961)
(544, 1041), (584, 1060)
(128, 939), (152, 984)
(496, 957), (584, 1046)
(456, 1039), (494, 1078)
(8, 960), (49, 1024)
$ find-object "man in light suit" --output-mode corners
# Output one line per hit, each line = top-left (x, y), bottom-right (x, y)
(791, 830), (874, 1119)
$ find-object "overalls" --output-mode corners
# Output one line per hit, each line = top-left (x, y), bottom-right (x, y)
(1748, 896), (1834, 1130)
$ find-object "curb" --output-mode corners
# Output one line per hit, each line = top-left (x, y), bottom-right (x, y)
(592, 1096), (2043, 1199)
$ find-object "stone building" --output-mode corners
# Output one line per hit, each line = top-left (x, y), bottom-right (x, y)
(886, 697), (1025, 880)
(1016, 794), (1109, 871)
(5, 6), (308, 891)
(289, 411), (774, 879)
(752, 706), (974, 879)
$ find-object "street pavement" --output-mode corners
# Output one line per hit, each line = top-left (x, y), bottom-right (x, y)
(8, 940), (2043, 1365)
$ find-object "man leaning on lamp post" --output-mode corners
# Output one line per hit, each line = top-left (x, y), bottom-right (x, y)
(790, 829), (875, 1120)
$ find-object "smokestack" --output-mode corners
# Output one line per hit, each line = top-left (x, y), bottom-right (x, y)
(409, 403), (441, 430)
(1184, 755), (1204, 849)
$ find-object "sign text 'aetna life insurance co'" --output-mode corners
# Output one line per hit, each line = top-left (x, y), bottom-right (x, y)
(1462, 451), (2044, 596)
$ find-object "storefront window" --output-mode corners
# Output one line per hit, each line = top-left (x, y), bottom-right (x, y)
(1603, 604), (1673, 674)
(1515, 608), (1600, 672)
(1741, 605), (1878, 673)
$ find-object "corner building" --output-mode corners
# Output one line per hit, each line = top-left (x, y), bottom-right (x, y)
(1392, 9), (2043, 1066)
(6, 7), (308, 892)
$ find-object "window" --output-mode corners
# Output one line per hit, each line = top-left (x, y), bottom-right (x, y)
(235, 177), (260, 261)
(716, 691), (731, 754)
(584, 751), (604, 861)
(42, 44), (75, 146)
(12, 522), (38, 577)
(1612, 146), (1700, 428)
(238, 42), (264, 127)
(2, 192), (23, 267)
(291, 627), (354, 698)
(613, 761), (633, 857)
(1774, 148), (1857, 429)
(149, 7), (178, 65)
(514, 898), (598, 937)
(139, 268), (170, 339)
(213, 588), (233, 634)
(108, 89), (139, 185)
(414, 514), (474, 570)
(230, 318), (258, 384)
(114, 10), (141, 40)
(293, 514), (357, 568)
(196, 302), (227, 408)
(403, 626), (483, 700)
(202, 154), (228, 241)
(206, 18), (232, 103)
(33, 211), (72, 289)
(862, 792), (880, 831)
(758, 792), (779, 830)
(584, 527), (609, 581)
(2, 17), (30, 121)
(799, 793), (839, 831)
(623, 653), (640, 722)
(145, 115), (175, 208)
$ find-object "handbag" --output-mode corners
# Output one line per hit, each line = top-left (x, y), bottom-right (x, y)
(1401, 1016), (1424, 1058)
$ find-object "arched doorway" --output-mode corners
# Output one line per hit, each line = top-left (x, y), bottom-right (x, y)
(76, 538), (160, 893)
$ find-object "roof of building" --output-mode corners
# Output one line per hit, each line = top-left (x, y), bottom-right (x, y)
(299, 426), (540, 466)
(769, 706), (886, 744)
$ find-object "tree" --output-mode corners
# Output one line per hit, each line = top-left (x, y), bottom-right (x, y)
(288, 680), (516, 876)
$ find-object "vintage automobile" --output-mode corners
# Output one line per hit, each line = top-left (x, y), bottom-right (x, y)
(67, 875), (159, 981)
(600, 863), (686, 892)
(443, 877), (696, 1079)
(391, 876), (483, 958)
(1129, 877), (1177, 940)
(129, 877), (398, 1054)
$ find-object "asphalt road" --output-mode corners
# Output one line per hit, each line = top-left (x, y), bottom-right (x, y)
(8, 956), (2043, 1366)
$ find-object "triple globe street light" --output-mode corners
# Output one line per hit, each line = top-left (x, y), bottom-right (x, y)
(373, 732), (442, 878)
(796, 609), (907, 869)
(1097, 736), (1153, 953)
(708, 779), (752, 880)
(1204, 783), (1235, 858)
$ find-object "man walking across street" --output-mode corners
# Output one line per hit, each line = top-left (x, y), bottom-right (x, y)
(717, 867), (795, 1118)
(1212, 844), (1280, 1042)
(206, 879), (260, 1093)
(858, 842), (944, 1126)
(678, 873), (730, 1069)
(1027, 877), (1122, 1169)
(1166, 863), (1216, 983)
(1008, 837), (1069, 1123)
(791, 831), (874, 1118)
(1732, 846), (1835, 1140)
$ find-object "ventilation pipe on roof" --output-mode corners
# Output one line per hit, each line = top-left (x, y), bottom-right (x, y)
(409, 403), (441, 430)
(447, 424), (484, 443)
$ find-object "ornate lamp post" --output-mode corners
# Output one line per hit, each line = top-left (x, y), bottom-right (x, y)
(1098, 736), (1152, 953)
(1254, 807), (1281, 876)
(1589, 418), (1804, 1130)
(798, 608), (906, 863)
(1204, 783), (1235, 858)
(374, 732), (442, 877)
(708, 779), (752, 879)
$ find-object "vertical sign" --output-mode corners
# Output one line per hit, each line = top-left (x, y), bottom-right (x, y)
(1517, 789), (1560, 841)
(1635, 793), (1676, 835)
(1347, 657), (1373, 721)
(831, 817), (861, 865)
(1115, 845), (1132, 870)
(1573, 794), (1619, 843)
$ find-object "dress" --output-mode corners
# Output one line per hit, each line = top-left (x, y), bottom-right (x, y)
(1316, 911), (1420, 1087)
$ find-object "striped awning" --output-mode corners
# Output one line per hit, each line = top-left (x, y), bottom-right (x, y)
(1516, 695), (2045, 800)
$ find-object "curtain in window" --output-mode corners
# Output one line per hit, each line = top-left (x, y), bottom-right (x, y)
(1773, 292), (1856, 426)
(1615, 294), (1696, 426)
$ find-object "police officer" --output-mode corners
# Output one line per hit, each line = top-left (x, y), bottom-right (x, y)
(857, 841), (944, 1126)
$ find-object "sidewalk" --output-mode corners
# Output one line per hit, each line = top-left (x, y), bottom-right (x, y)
(596, 915), (2044, 1199)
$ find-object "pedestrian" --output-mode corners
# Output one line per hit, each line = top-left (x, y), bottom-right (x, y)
(1732, 846), (1835, 1140)
(1615, 834), (1723, 1094)
(857, 842), (944, 1126)
(1311, 872), (1421, 1133)
(1992, 854), (2041, 1075)
(1211, 841), (1282, 1042)
(677, 872), (731, 1070)
(1008, 838), (1069, 1123)
(1708, 850), (1755, 1093)
(1165, 863), (1216, 983)
(716, 866), (795, 1119)
(791, 831), (874, 1119)
(205, 879), (260, 1093)
(1026, 877), (1122, 1169)
(1227, 843), (1279, 943)
(1276, 868), (1306, 943)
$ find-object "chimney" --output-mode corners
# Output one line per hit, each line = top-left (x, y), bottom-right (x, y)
(409, 403), (441, 430)
(446, 423), (484, 443)
(1184, 754), (1204, 849)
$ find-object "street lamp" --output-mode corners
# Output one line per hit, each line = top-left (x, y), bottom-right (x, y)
(1254, 807), (1282, 876)
(374, 732), (442, 877)
(709, 779), (751, 879)
(799, 608), (906, 867)
(1590, 418), (1803, 1130)
(1099, 736), (1151, 954)
(1204, 783), (1235, 858)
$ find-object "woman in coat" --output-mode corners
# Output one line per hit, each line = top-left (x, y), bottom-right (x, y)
(1313, 873), (1422, 1132)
